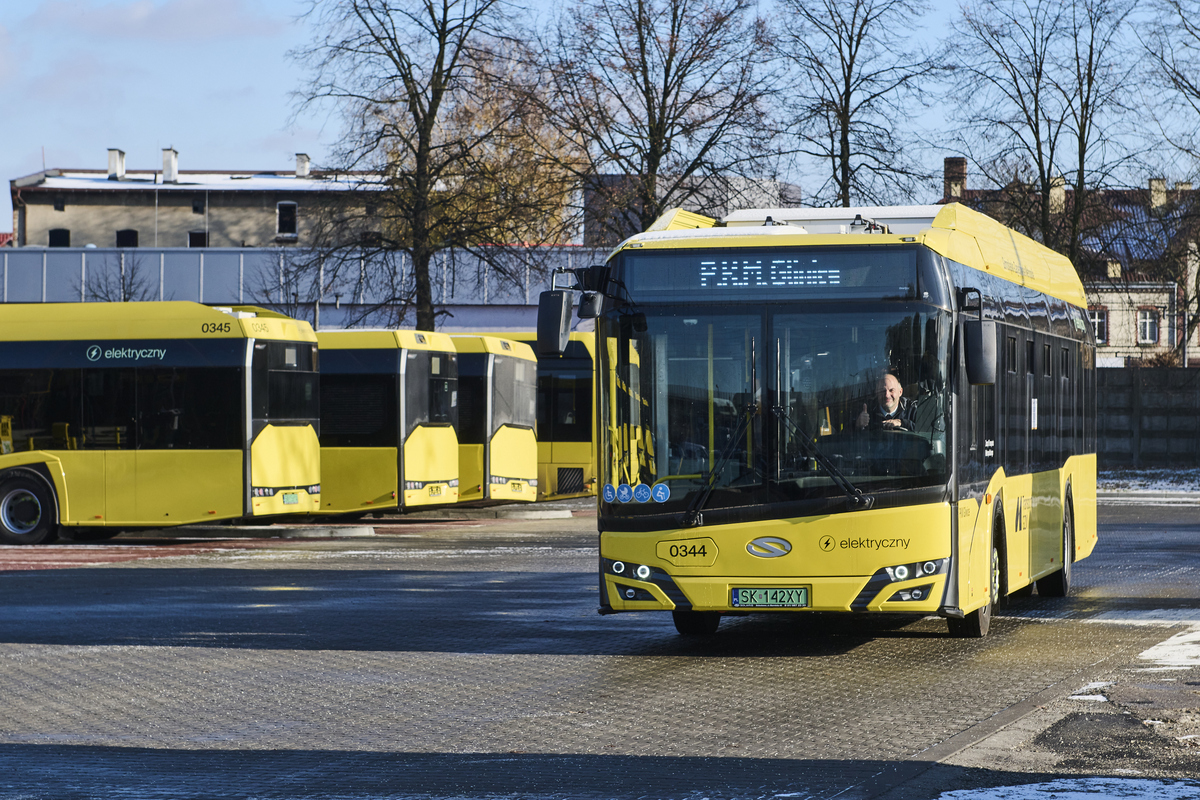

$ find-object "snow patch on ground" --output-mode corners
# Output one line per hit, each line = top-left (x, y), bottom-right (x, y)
(1100, 468), (1200, 492)
(937, 777), (1200, 799)
(1138, 629), (1200, 668)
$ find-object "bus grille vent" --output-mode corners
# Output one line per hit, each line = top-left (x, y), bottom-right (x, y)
(557, 468), (585, 494)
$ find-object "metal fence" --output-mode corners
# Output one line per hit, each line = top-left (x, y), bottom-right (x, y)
(1097, 367), (1200, 466)
(0, 246), (605, 330)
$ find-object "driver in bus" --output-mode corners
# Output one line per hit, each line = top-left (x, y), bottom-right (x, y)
(856, 372), (915, 432)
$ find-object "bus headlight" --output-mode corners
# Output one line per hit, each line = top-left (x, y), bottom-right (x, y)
(885, 558), (948, 583)
(635, 564), (652, 580)
(612, 561), (626, 574)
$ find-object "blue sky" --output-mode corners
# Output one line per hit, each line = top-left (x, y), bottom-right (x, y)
(1, 0), (962, 234)
(1, 0), (327, 230)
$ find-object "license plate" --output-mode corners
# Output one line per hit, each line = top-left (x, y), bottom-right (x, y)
(282, 492), (299, 505)
(731, 587), (809, 608)
(510, 482), (523, 492)
(428, 485), (442, 497)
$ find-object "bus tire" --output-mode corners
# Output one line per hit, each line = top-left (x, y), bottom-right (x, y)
(0, 476), (58, 545)
(1036, 493), (1074, 597)
(948, 508), (1001, 638)
(673, 609), (720, 635)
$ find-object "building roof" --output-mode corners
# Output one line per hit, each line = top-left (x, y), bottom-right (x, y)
(11, 168), (370, 194)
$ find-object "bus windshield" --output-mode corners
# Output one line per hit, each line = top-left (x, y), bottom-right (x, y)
(598, 302), (950, 520)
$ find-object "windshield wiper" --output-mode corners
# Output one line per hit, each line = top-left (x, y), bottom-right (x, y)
(771, 406), (874, 510)
(680, 400), (758, 528)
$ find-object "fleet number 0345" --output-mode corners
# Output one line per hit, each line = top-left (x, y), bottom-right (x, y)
(201, 322), (232, 333)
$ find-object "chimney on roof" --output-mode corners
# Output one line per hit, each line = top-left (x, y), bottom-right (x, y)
(1107, 260), (1122, 280)
(296, 153), (311, 178)
(107, 148), (126, 181)
(944, 157), (966, 201)
(1150, 177), (1167, 211)
(163, 147), (179, 184)
(1177, 181), (1193, 192)
(1050, 175), (1065, 215)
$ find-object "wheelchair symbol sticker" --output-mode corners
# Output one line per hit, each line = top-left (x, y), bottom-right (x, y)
(602, 484), (616, 503)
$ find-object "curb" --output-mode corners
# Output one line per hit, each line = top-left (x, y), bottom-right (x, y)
(129, 525), (378, 540)
(1098, 491), (1200, 505)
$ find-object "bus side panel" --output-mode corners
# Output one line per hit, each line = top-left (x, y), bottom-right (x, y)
(1067, 452), (1098, 561)
(458, 443), (485, 503)
(136, 451), (243, 524)
(548, 441), (595, 499)
(995, 473), (1035, 591)
(1030, 468), (1065, 583)
(105, 451), (138, 524)
(52, 452), (106, 524)
(488, 425), (536, 502)
(403, 426), (459, 506)
(320, 447), (398, 515)
(250, 424), (321, 516)
(537, 441), (553, 500)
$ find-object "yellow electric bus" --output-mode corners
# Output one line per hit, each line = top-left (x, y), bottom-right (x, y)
(316, 329), (459, 513)
(451, 335), (538, 504)
(0, 302), (321, 544)
(539, 203), (1096, 638)
(475, 331), (596, 501)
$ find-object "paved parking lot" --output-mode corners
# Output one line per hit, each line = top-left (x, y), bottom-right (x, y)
(0, 503), (1198, 799)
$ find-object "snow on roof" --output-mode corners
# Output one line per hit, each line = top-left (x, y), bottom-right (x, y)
(11, 169), (378, 193)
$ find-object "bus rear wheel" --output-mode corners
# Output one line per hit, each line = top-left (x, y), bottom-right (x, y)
(1036, 497), (1074, 597)
(0, 477), (58, 545)
(673, 609), (720, 635)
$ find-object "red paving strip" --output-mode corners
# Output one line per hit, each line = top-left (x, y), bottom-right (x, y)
(0, 540), (281, 571)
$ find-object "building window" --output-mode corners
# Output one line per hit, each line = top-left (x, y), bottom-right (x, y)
(1088, 307), (1107, 344)
(1025, 340), (1035, 374)
(48, 229), (70, 247)
(193, 197), (205, 215)
(277, 202), (298, 237)
(116, 229), (138, 248)
(1138, 308), (1160, 344)
(53, 196), (65, 212)
(188, 231), (208, 248)
(1006, 336), (1017, 372)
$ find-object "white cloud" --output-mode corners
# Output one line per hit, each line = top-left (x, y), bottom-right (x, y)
(21, 0), (289, 42)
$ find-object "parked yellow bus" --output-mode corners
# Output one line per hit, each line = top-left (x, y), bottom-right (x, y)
(316, 329), (459, 514)
(451, 335), (538, 504)
(539, 203), (1096, 637)
(0, 302), (320, 544)
(474, 331), (596, 501)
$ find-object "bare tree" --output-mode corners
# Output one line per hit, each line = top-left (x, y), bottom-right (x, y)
(293, 0), (576, 330)
(947, 0), (1134, 263)
(1142, 0), (1200, 162)
(78, 252), (159, 303)
(528, 0), (779, 244)
(775, 0), (942, 207)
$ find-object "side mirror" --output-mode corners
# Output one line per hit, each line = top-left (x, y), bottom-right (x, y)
(537, 290), (573, 357)
(578, 291), (604, 319)
(964, 319), (997, 385)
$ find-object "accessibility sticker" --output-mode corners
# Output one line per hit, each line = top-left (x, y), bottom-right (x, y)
(616, 484), (634, 503)
(602, 484), (617, 503)
(652, 483), (671, 502)
(633, 484), (652, 503)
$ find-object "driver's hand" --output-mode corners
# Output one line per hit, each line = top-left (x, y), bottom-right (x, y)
(882, 418), (900, 428)
(856, 403), (869, 429)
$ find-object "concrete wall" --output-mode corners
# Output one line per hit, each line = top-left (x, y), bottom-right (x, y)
(1097, 367), (1200, 466)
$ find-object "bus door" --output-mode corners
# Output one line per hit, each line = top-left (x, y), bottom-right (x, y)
(133, 364), (243, 523)
(81, 367), (138, 523)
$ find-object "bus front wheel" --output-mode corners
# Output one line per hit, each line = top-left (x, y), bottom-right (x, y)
(948, 515), (1001, 638)
(0, 477), (58, 545)
(673, 609), (720, 635)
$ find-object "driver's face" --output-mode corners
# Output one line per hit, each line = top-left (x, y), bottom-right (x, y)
(878, 375), (902, 412)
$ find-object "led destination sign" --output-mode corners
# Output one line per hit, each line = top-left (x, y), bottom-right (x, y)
(621, 247), (919, 301)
